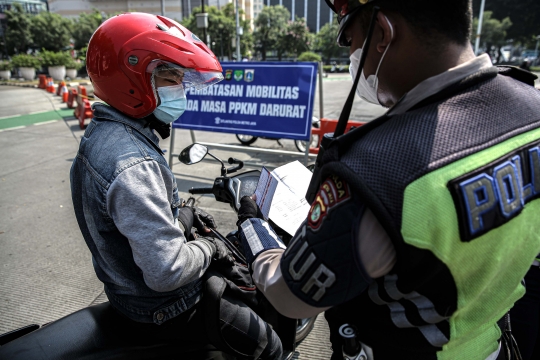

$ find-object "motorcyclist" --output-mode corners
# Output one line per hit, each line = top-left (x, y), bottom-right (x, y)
(236, 0), (540, 359)
(70, 13), (281, 359)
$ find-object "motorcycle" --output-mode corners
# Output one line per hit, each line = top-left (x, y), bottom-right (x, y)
(235, 117), (320, 153)
(180, 144), (362, 360)
(0, 145), (316, 360)
(178, 143), (317, 341)
(330, 62), (346, 73)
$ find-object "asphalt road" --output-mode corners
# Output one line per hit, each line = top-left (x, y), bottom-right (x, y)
(0, 77), (384, 358)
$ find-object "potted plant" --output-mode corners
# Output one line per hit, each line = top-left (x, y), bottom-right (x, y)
(0, 60), (12, 80)
(11, 54), (41, 80)
(41, 50), (72, 80)
(65, 58), (83, 80)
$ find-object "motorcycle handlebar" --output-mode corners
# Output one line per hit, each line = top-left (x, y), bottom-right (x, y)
(189, 187), (213, 195)
(185, 197), (196, 208)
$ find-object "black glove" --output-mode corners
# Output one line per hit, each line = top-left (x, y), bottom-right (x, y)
(236, 196), (263, 226)
(177, 206), (217, 238)
(201, 237), (234, 265)
(193, 207), (217, 234)
(177, 207), (194, 236)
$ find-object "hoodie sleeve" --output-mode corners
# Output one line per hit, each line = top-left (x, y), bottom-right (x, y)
(107, 160), (214, 292)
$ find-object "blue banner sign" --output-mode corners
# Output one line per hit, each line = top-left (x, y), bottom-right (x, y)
(172, 62), (318, 141)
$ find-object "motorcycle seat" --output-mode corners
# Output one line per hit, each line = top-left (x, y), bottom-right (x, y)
(0, 301), (222, 360)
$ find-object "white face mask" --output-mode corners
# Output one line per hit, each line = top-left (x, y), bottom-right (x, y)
(349, 15), (394, 105)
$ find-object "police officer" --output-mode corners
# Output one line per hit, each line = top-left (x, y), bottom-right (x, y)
(236, 0), (540, 359)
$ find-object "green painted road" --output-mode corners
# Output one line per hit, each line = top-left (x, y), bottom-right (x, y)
(0, 109), (74, 130)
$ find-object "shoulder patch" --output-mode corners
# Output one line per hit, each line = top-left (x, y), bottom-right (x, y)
(308, 175), (351, 230)
(448, 140), (540, 241)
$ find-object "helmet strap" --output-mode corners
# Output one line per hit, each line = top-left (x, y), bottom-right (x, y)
(305, 6), (380, 203)
(144, 113), (172, 139)
(334, 6), (380, 137)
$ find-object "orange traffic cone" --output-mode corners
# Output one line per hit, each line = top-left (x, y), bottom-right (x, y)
(47, 78), (54, 93)
(56, 80), (65, 96)
(61, 85), (69, 102)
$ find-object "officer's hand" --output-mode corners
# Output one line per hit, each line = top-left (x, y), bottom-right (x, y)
(236, 195), (264, 226)
(192, 207), (217, 234)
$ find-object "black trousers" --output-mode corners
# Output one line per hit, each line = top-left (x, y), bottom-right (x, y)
(120, 294), (283, 360)
(509, 265), (540, 360)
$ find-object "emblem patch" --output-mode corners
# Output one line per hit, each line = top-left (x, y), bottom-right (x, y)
(244, 69), (254, 82)
(310, 203), (322, 222)
(225, 69), (233, 81)
(234, 70), (244, 81)
(308, 175), (351, 230)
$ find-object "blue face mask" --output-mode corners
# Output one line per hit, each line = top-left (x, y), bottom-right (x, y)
(153, 84), (187, 124)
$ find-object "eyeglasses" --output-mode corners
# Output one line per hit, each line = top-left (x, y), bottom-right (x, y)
(154, 68), (184, 85)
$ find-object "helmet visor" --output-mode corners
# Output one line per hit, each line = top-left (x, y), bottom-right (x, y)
(147, 60), (224, 90)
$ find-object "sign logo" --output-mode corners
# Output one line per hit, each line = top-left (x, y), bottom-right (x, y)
(244, 69), (255, 82)
(225, 69), (233, 81)
(234, 69), (244, 81)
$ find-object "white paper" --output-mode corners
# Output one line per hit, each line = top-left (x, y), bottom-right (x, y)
(254, 161), (312, 236)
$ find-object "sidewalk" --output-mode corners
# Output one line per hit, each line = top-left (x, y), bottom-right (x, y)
(0, 78), (92, 90)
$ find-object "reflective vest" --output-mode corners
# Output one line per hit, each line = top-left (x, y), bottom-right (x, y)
(317, 67), (540, 359)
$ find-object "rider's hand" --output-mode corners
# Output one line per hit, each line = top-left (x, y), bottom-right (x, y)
(201, 237), (234, 265)
(177, 206), (217, 238)
(236, 195), (263, 226)
(192, 207), (217, 234)
(177, 207), (195, 237)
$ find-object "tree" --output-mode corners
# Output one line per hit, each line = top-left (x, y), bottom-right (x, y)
(31, 11), (73, 52)
(473, 0), (539, 45)
(182, 4), (252, 61)
(183, 6), (235, 60)
(473, 11), (512, 63)
(277, 17), (313, 60)
(314, 18), (347, 64)
(72, 10), (105, 50)
(253, 5), (290, 60)
(297, 51), (321, 62)
(4, 3), (33, 55)
(221, 3), (253, 59)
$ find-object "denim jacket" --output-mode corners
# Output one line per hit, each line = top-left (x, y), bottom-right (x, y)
(70, 103), (214, 324)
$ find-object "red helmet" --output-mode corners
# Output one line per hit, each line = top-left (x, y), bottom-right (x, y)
(86, 13), (223, 118)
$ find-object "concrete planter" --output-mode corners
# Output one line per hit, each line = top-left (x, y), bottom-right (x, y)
(19, 67), (36, 80)
(0, 70), (11, 80)
(48, 66), (66, 80)
(66, 69), (78, 79)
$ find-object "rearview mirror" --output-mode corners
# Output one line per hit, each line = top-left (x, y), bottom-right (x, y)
(179, 143), (208, 165)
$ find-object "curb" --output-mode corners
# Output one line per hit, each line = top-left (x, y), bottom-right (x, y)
(0, 82), (38, 88)
(0, 81), (91, 88)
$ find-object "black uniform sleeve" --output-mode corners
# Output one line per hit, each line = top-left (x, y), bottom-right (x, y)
(280, 175), (373, 307)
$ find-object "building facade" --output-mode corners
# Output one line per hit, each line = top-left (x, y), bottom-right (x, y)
(0, 0), (47, 18)
(266, 0), (332, 33)
(47, 0), (182, 20)
(0, 0), (47, 48)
